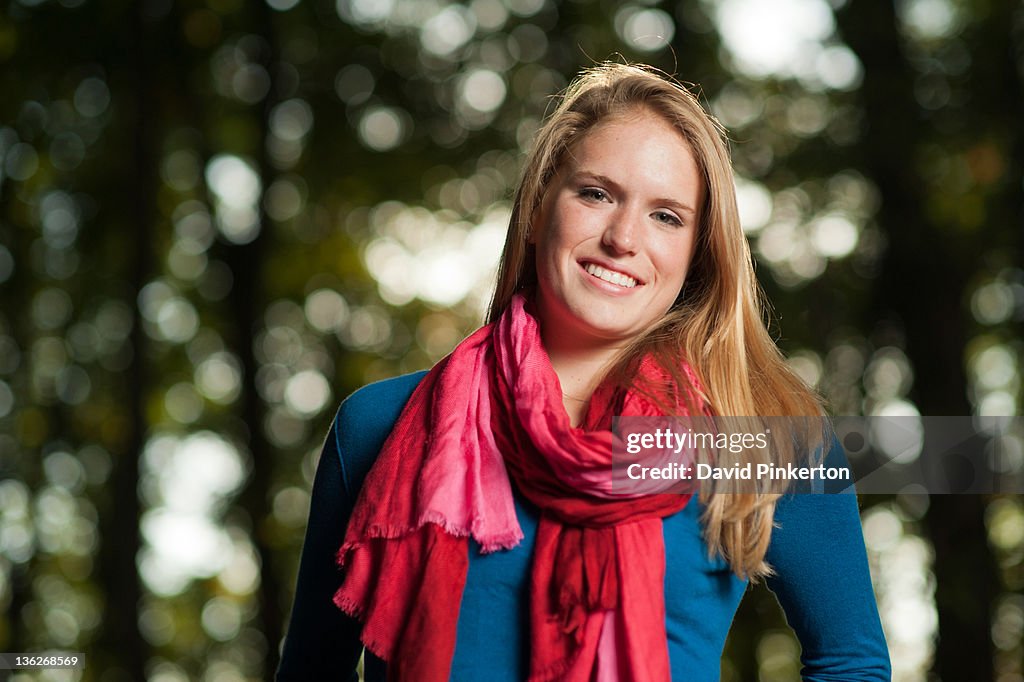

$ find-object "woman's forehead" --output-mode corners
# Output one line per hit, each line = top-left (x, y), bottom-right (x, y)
(562, 108), (694, 163)
(563, 113), (696, 172)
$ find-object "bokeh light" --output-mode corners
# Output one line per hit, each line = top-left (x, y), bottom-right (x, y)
(358, 106), (410, 152)
(864, 503), (937, 678)
(362, 201), (507, 310)
(614, 6), (675, 53)
(205, 154), (262, 245)
(711, 0), (862, 90)
(140, 433), (245, 596)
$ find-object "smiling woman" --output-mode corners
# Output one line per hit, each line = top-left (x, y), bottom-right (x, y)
(277, 63), (891, 681)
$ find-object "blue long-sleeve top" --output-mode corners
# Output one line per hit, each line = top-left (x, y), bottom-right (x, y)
(277, 372), (891, 681)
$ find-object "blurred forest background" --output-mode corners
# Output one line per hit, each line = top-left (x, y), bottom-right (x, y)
(0, 0), (1021, 680)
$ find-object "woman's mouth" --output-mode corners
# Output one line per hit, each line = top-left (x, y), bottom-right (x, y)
(582, 262), (639, 289)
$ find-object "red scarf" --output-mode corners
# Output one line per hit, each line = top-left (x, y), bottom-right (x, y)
(334, 294), (697, 681)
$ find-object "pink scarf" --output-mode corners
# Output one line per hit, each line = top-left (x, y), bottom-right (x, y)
(334, 293), (698, 680)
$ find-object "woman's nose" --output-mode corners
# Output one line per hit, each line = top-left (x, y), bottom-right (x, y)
(601, 211), (638, 254)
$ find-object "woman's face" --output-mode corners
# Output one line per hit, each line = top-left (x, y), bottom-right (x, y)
(531, 110), (703, 350)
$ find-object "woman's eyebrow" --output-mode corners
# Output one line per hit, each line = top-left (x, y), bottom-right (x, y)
(571, 170), (697, 215)
(657, 198), (697, 216)
(571, 170), (620, 190)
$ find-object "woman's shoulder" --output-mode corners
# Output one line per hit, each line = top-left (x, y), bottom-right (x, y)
(331, 370), (428, 495)
(335, 370), (428, 430)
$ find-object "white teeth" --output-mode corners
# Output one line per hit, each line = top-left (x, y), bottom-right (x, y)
(584, 263), (637, 288)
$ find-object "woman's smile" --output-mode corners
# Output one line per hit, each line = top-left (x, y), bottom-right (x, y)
(581, 260), (641, 289)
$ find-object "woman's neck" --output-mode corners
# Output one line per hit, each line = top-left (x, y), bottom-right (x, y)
(543, 335), (625, 427)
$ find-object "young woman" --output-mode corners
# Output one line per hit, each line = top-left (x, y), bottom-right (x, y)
(277, 63), (891, 681)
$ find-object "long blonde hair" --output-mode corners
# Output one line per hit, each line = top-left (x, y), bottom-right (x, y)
(487, 63), (824, 580)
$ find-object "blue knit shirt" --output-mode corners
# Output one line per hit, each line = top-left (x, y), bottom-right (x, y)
(277, 372), (891, 681)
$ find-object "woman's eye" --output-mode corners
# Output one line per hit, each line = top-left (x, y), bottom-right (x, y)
(579, 188), (608, 202)
(653, 211), (682, 227)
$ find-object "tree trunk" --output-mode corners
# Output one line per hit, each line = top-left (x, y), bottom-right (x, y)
(836, 2), (998, 679)
(227, 3), (285, 676)
(93, 3), (154, 680)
